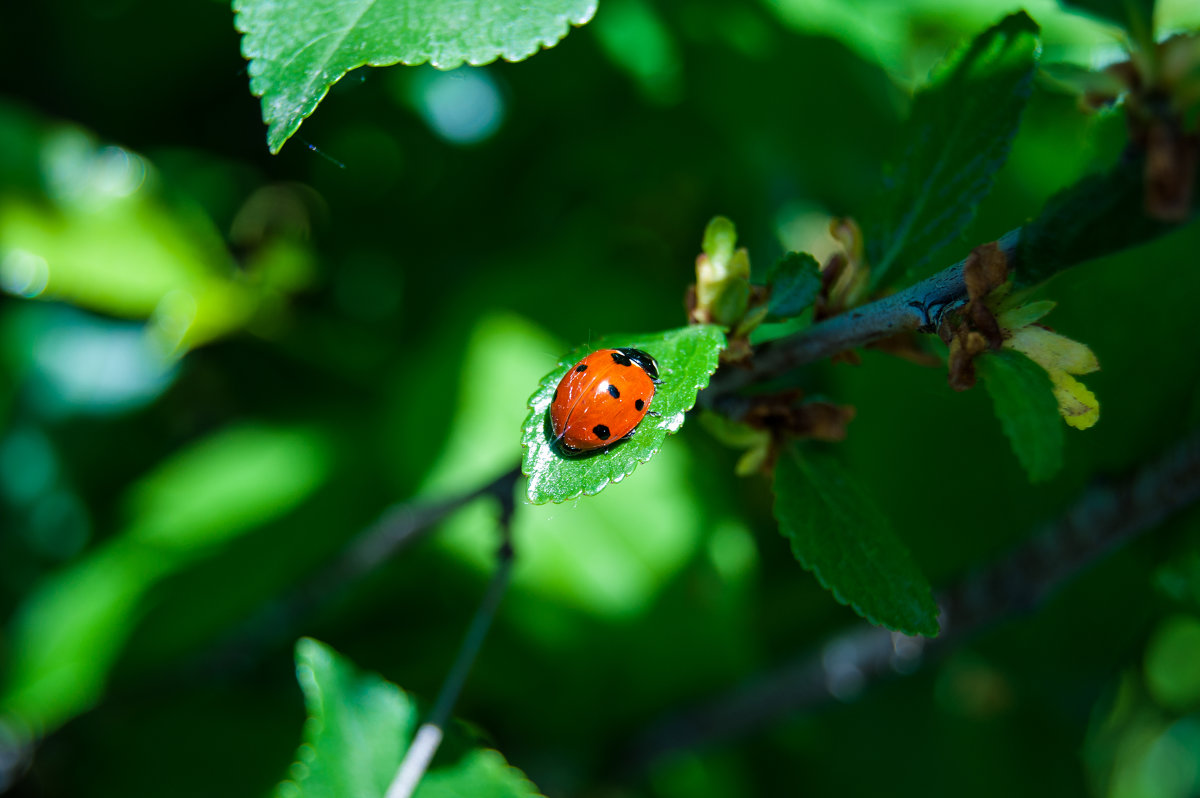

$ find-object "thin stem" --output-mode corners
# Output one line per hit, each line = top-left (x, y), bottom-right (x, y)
(193, 465), (522, 677)
(385, 492), (517, 798)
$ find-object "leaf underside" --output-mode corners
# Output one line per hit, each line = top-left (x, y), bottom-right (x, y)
(234, 0), (598, 153)
(521, 325), (726, 504)
(977, 348), (1064, 482)
(773, 444), (940, 637)
(866, 12), (1040, 288)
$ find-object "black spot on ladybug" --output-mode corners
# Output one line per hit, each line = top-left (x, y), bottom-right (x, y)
(593, 424), (611, 441)
(635, 398), (645, 411)
(611, 351), (633, 367)
(607, 383), (620, 399)
(575, 364), (588, 373)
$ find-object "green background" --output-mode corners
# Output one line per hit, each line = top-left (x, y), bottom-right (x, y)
(2, 0), (1200, 796)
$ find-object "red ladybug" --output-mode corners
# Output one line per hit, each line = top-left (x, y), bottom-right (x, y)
(550, 347), (661, 455)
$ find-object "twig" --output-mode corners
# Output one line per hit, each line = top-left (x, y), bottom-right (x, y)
(623, 429), (1200, 771)
(703, 229), (1022, 404)
(195, 464), (522, 676)
(385, 477), (518, 798)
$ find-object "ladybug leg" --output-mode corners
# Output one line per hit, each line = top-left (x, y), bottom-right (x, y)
(614, 430), (637, 447)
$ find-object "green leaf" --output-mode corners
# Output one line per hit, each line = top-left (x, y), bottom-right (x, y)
(1015, 155), (1194, 288)
(977, 348), (1064, 482)
(416, 749), (541, 798)
(865, 12), (1040, 287)
(1060, 0), (1155, 47)
(233, 0), (598, 154)
(522, 325), (726, 504)
(1144, 614), (1200, 711)
(279, 638), (540, 798)
(772, 443), (940, 637)
(281, 638), (415, 798)
(766, 251), (822, 321)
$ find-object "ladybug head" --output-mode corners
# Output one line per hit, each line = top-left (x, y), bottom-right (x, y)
(617, 347), (659, 380)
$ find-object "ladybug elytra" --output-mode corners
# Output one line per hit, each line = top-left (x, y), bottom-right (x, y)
(549, 347), (661, 455)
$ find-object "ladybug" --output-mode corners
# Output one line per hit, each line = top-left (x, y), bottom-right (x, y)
(549, 347), (661, 455)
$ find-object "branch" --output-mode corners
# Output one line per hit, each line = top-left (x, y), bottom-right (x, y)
(705, 148), (1199, 404)
(704, 229), (1022, 403)
(194, 464), (522, 675)
(623, 429), (1200, 771)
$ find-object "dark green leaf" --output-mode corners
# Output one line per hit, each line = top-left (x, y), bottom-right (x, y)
(866, 12), (1040, 287)
(522, 325), (726, 504)
(977, 349), (1063, 482)
(279, 638), (540, 798)
(766, 251), (822, 321)
(1015, 155), (1195, 288)
(773, 443), (940, 637)
(234, 0), (598, 153)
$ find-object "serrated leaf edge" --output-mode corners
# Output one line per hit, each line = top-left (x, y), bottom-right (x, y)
(232, 0), (599, 153)
(520, 331), (723, 504)
(870, 11), (1040, 285)
(787, 546), (939, 637)
(773, 452), (940, 638)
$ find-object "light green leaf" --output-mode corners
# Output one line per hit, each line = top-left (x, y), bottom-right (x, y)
(773, 443), (939, 637)
(416, 748), (542, 798)
(0, 425), (331, 737)
(125, 425), (330, 547)
(233, 0), (598, 153)
(278, 638), (540, 798)
(766, 251), (822, 321)
(866, 12), (1040, 287)
(280, 638), (415, 798)
(997, 299), (1055, 329)
(0, 117), (274, 352)
(977, 348), (1064, 482)
(522, 325), (726, 504)
(1060, 0), (1155, 47)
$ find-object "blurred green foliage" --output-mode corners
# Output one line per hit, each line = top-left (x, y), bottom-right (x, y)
(1, 0), (1199, 797)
